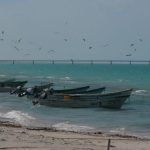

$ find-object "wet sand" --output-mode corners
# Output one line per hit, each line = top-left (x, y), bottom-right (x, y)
(0, 121), (150, 150)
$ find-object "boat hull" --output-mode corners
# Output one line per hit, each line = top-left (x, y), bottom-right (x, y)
(0, 87), (15, 92)
(53, 86), (90, 94)
(0, 80), (28, 93)
(37, 89), (132, 109)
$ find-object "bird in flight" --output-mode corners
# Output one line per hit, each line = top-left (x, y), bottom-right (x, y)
(82, 38), (86, 42)
(1, 30), (4, 35)
(47, 50), (55, 53)
(14, 46), (20, 51)
(126, 53), (132, 56)
(38, 47), (42, 51)
(130, 43), (134, 47)
(103, 44), (109, 47)
(139, 38), (143, 42)
(89, 46), (92, 49)
(18, 38), (22, 43)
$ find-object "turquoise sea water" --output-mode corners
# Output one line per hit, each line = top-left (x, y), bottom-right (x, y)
(0, 63), (150, 138)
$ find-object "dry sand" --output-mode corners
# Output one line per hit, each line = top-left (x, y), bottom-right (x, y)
(0, 121), (150, 150)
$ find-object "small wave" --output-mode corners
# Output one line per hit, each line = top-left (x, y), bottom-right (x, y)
(133, 89), (150, 96)
(0, 74), (7, 77)
(15, 75), (29, 79)
(0, 110), (35, 126)
(110, 128), (126, 134)
(52, 122), (94, 132)
(60, 76), (71, 80)
(34, 76), (45, 79)
(46, 76), (55, 79)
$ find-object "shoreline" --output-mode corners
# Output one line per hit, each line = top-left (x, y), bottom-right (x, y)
(1, 120), (150, 150)
(0, 120), (146, 139)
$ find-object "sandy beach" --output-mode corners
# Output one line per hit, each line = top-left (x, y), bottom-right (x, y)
(0, 121), (150, 150)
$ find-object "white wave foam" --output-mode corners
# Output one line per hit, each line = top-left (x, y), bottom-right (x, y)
(60, 77), (71, 80)
(0, 74), (6, 77)
(52, 122), (94, 132)
(133, 90), (149, 96)
(110, 128), (126, 135)
(0, 110), (35, 125)
(134, 90), (146, 93)
(46, 76), (55, 79)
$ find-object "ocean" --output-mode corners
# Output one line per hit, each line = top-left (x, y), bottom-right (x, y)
(0, 63), (150, 138)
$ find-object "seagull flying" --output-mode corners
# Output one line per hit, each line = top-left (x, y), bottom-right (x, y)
(48, 50), (55, 53)
(126, 53), (132, 56)
(14, 46), (20, 51)
(18, 38), (22, 43)
(1, 30), (4, 35)
(130, 43), (134, 47)
(38, 47), (42, 51)
(89, 46), (92, 49)
(103, 44), (109, 47)
(82, 38), (86, 42)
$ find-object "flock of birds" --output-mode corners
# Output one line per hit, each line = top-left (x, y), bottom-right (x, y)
(125, 38), (143, 57)
(0, 29), (143, 58)
(0, 30), (95, 57)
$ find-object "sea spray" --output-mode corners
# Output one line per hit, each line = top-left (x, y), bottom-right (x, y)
(1, 110), (35, 126)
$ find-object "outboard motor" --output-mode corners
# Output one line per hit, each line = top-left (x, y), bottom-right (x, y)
(40, 92), (47, 99)
(32, 100), (39, 105)
(10, 86), (23, 95)
(26, 87), (34, 95)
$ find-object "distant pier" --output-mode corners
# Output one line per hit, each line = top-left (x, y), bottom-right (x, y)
(0, 59), (150, 65)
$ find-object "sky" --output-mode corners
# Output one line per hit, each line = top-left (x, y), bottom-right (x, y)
(0, 0), (150, 60)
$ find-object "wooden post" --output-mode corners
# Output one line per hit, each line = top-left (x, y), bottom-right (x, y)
(13, 60), (14, 64)
(130, 60), (131, 65)
(110, 60), (112, 65)
(71, 59), (74, 64)
(32, 60), (34, 64)
(91, 60), (93, 65)
(107, 139), (111, 150)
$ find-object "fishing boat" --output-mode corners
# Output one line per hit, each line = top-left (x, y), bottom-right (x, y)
(53, 85), (90, 94)
(26, 85), (90, 98)
(35, 88), (133, 109)
(0, 79), (28, 92)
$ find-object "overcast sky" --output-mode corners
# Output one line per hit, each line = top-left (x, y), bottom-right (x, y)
(0, 0), (150, 60)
